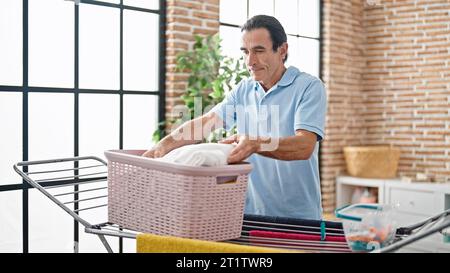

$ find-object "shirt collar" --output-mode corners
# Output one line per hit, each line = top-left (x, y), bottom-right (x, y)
(278, 66), (299, 87)
(253, 66), (299, 91)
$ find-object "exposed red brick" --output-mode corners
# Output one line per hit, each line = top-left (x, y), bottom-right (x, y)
(321, 0), (450, 213)
(165, 0), (220, 134)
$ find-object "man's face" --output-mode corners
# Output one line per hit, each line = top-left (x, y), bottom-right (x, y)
(240, 28), (287, 85)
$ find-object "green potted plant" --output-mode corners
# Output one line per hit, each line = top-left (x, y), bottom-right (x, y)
(153, 34), (249, 143)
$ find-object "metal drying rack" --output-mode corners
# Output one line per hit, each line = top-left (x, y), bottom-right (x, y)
(13, 156), (450, 253)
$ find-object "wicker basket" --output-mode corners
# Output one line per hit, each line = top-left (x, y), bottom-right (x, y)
(343, 146), (400, 179)
(104, 150), (252, 241)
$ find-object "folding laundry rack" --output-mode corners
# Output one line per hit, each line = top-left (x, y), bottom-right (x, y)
(14, 155), (450, 253)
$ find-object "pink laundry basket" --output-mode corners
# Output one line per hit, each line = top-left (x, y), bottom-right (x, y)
(104, 150), (253, 241)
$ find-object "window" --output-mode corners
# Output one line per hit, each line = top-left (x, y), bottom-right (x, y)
(0, 0), (165, 253)
(219, 0), (321, 78)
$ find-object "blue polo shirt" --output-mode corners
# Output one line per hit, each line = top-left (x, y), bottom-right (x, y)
(209, 66), (327, 220)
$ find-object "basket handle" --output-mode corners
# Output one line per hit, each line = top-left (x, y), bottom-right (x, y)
(216, 175), (238, 184)
(335, 203), (383, 222)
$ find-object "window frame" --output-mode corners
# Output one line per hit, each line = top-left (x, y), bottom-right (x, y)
(0, 0), (166, 253)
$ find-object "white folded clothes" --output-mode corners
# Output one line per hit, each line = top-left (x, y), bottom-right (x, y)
(157, 143), (237, 167)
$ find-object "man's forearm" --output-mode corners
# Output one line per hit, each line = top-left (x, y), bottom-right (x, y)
(158, 123), (199, 152)
(256, 134), (316, 161)
(159, 113), (221, 151)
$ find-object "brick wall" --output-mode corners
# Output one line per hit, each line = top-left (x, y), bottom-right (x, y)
(321, 0), (366, 212)
(165, 0), (219, 121)
(362, 0), (450, 180)
(322, 0), (450, 213)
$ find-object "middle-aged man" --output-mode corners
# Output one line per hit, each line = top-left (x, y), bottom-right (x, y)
(143, 15), (327, 220)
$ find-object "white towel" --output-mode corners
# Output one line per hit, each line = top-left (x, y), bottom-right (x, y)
(157, 143), (236, 167)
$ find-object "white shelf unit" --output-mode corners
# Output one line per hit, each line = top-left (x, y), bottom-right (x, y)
(337, 176), (450, 218)
(336, 176), (450, 252)
(336, 176), (389, 208)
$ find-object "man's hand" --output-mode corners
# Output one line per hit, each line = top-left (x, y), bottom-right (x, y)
(142, 144), (168, 158)
(142, 112), (223, 159)
(220, 130), (317, 162)
(220, 134), (260, 164)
